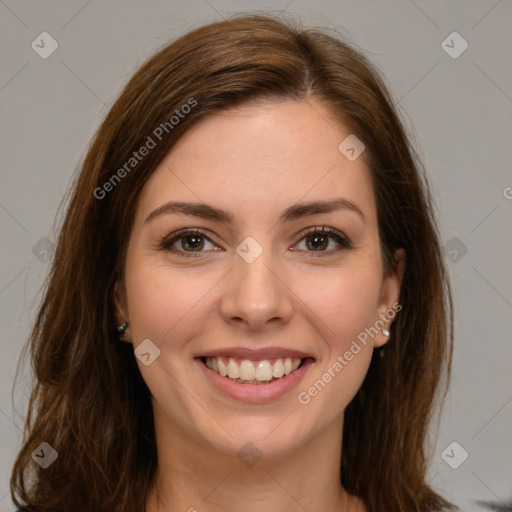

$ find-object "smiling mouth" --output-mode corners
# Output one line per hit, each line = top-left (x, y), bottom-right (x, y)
(199, 356), (314, 384)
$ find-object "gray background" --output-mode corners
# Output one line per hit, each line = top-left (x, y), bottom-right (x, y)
(1, 1), (511, 510)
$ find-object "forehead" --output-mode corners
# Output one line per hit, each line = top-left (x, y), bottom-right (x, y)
(136, 99), (377, 226)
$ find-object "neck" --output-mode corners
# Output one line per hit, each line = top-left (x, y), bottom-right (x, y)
(146, 411), (363, 512)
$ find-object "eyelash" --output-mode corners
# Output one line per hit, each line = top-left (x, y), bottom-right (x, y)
(159, 226), (352, 258)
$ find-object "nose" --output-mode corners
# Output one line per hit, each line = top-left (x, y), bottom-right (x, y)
(220, 242), (293, 332)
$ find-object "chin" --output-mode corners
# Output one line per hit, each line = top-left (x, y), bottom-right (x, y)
(196, 413), (314, 463)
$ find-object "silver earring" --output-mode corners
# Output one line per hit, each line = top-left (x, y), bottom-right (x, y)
(116, 323), (128, 336)
(381, 326), (390, 336)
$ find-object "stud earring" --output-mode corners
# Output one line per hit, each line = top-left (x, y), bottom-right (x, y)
(116, 322), (128, 337)
(381, 326), (390, 336)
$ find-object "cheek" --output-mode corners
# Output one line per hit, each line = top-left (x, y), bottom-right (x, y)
(299, 263), (381, 348)
(293, 263), (381, 408)
(297, 271), (379, 414)
(124, 256), (216, 344)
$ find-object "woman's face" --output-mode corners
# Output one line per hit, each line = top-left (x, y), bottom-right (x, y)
(116, 99), (403, 460)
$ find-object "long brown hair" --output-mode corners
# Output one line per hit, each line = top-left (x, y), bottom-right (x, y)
(11, 14), (455, 511)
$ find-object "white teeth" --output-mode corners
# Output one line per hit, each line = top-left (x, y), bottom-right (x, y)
(239, 360), (255, 380)
(272, 359), (284, 378)
(255, 360), (273, 381)
(227, 358), (239, 379)
(218, 359), (228, 377)
(204, 356), (303, 383)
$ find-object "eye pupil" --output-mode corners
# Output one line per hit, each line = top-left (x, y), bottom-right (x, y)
(307, 234), (328, 251)
(182, 234), (204, 251)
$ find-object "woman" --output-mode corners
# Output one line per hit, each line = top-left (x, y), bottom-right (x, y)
(11, 14), (456, 511)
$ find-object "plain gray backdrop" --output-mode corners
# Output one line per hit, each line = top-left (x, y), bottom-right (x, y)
(1, 1), (511, 511)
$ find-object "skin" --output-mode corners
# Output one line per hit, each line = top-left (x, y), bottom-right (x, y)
(114, 98), (405, 511)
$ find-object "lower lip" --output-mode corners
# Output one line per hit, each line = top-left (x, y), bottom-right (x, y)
(195, 358), (314, 403)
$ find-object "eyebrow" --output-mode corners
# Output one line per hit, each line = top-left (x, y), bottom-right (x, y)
(144, 198), (366, 225)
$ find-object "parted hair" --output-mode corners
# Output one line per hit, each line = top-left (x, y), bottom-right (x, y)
(11, 13), (455, 512)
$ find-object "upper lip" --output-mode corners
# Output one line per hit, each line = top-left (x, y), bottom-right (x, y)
(196, 347), (315, 360)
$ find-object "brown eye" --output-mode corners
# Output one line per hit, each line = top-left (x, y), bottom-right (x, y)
(180, 233), (205, 251)
(160, 229), (218, 256)
(305, 232), (329, 251)
(294, 227), (352, 254)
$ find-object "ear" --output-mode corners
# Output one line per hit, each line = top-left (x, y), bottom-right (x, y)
(374, 248), (405, 348)
(113, 280), (132, 344)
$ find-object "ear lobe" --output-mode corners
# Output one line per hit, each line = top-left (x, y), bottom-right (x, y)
(374, 248), (406, 348)
(113, 281), (133, 343)
(113, 280), (128, 328)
